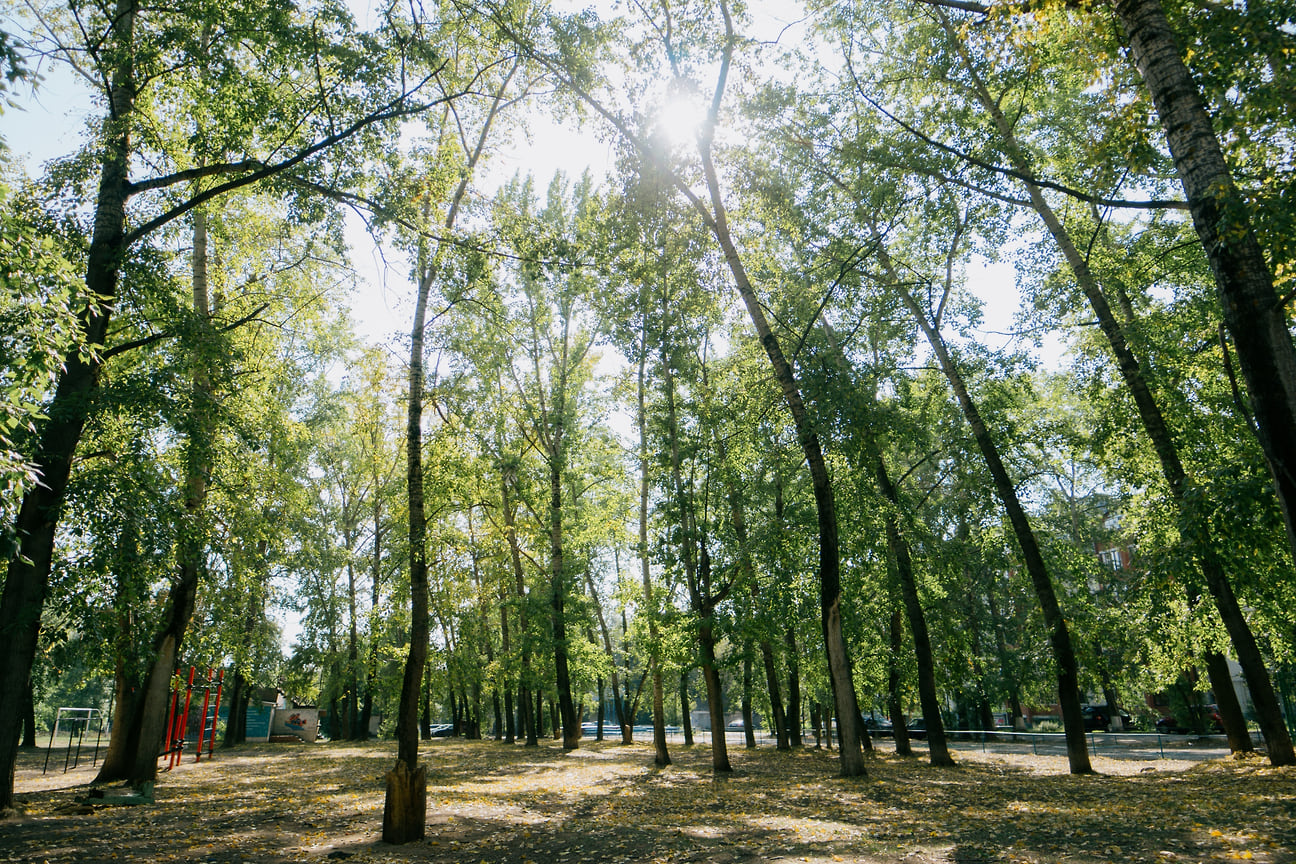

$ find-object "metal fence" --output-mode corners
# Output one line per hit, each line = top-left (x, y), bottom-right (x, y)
(584, 724), (1248, 761)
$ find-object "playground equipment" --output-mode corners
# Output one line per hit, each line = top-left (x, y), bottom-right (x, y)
(42, 706), (107, 775)
(159, 667), (224, 769)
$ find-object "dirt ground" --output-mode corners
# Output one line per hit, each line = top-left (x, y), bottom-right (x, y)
(3, 736), (1293, 864)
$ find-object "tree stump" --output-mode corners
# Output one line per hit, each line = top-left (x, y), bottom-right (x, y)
(381, 761), (427, 844)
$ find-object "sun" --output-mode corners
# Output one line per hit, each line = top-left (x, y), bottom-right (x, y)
(656, 80), (710, 150)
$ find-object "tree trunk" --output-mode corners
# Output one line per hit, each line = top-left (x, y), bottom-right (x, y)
(383, 761), (428, 847)
(1116, 0), (1296, 573)
(500, 583), (516, 745)
(502, 473), (537, 746)
(987, 583), (1024, 728)
(716, 429), (788, 750)
(361, 494), (383, 740)
(222, 672), (247, 747)
(674, 12), (863, 773)
(584, 565), (625, 744)
(101, 200), (215, 789)
(741, 654), (756, 748)
(20, 682), (35, 749)
(548, 439), (580, 751)
(894, 281), (1092, 774)
(639, 348), (670, 765)
(0, 0), (136, 812)
(888, 610), (914, 756)
(951, 18), (1277, 758)
(384, 61), (516, 840)
(384, 238), (432, 844)
(346, 556), (362, 740)
(821, 319), (951, 765)
(784, 627), (803, 747)
(699, 615), (732, 772)
(701, 190), (863, 776)
(877, 453), (952, 766)
(680, 673), (694, 746)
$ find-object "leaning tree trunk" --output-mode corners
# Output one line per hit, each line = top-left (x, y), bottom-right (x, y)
(875, 452), (952, 766)
(821, 319), (951, 765)
(694, 145), (864, 776)
(948, 17), (1276, 758)
(0, 0), (137, 812)
(887, 609), (914, 757)
(632, 1), (864, 774)
(1115, 0), (1296, 578)
(895, 281), (1092, 774)
(97, 202), (215, 791)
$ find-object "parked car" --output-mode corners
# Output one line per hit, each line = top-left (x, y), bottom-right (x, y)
(1156, 715), (1190, 734)
(428, 723), (455, 738)
(863, 716), (893, 737)
(1081, 704), (1133, 732)
(906, 717), (927, 740)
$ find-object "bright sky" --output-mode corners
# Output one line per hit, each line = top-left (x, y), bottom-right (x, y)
(3, 0), (1044, 361)
(2, 1), (1053, 654)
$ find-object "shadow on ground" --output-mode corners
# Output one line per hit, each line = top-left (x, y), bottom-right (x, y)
(4, 735), (1293, 863)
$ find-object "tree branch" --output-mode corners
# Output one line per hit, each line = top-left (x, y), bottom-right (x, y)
(861, 93), (1189, 211)
(122, 71), (452, 247)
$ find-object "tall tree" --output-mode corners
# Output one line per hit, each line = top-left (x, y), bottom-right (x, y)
(0, 0), (451, 809)
(499, 0), (868, 775)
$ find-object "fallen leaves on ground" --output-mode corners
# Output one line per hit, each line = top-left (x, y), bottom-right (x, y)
(3, 738), (1293, 863)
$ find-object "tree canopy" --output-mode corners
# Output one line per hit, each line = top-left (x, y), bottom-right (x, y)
(3, 0), (1295, 827)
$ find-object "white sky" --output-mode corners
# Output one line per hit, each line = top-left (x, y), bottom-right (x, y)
(2, 1), (1057, 655)
(3, 0), (1047, 361)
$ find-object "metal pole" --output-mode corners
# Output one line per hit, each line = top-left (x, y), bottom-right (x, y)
(161, 677), (179, 767)
(43, 710), (61, 775)
(63, 713), (77, 773)
(208, 669), (224, 759)
(72, 711), (89, 770)
(195, 668), (213, 762)
(173, 666), (196, 769)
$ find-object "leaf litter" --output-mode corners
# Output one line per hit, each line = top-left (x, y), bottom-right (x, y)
(3, 738), (1293, 863)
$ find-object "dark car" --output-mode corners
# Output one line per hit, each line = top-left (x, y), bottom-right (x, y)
(863, 716), (893, 738)
(906, 717), (927, 740)
(1081, 704), (1133, 732)
(1156, 715), (1190, 735)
